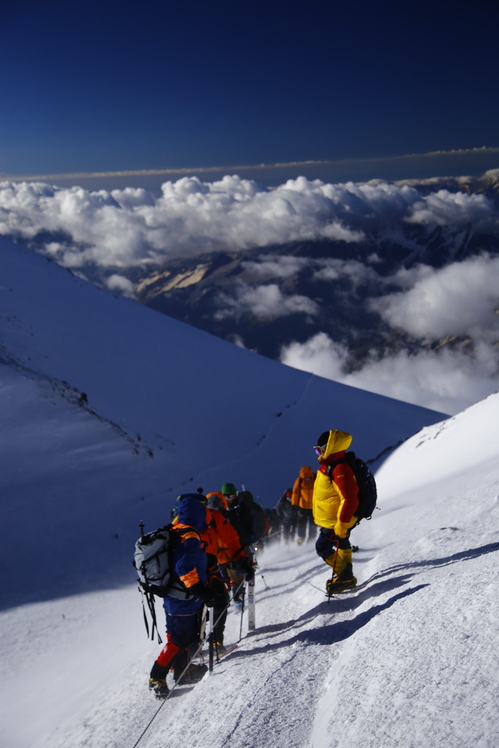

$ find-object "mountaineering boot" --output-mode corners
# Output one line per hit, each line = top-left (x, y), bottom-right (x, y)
(149, 677), (169, 699)
(326, 563), (357, 595)
(297, 537), (304, 546)
(176, 662), (208, 685)
(149, 662), (169, 700)
(214, 640), (226, 654)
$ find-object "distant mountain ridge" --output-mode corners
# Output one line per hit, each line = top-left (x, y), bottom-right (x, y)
(133, 171), (499, 362)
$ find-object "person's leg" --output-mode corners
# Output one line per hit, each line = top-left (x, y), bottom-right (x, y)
(296, 511), (306, 543)
(306, 510), (316, 541)
(170, 608), (207, 683)
(211, 576), (230, 646)
(316, 528), (357, 592)
(149, 612), (184, 698)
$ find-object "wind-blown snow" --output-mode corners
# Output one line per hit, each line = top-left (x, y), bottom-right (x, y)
(1, 236), (497, 747)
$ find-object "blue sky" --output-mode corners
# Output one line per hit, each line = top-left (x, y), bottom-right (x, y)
(1, 0), (498, 182)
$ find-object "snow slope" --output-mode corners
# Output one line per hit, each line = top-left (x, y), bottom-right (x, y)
(0, 236), (445, 610)
(2, 392), (498, 747)
(2, 236), (497, 747)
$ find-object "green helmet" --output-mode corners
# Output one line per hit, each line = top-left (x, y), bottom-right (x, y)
(221, 482), (237, 496)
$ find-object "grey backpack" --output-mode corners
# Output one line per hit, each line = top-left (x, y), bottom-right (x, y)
(133, 523), (194, 642)
(134, 525), (174, 598)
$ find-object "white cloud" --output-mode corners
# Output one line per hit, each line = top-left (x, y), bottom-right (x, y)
(280, 332), (499, 415)
(406, 190), (496, 229)
(281, 333), (349, 379)
(1, 176), (497, 271)
(281, 253), (499, 414)
(240, 255), (308, 281)
(238, 255), (379, 286)
(0, 177), (367, 268)
(215, 283), (319, 320)
(105, 274), (136, 299)
(370, 254), (499, 341)
(311, 257), (379, 285)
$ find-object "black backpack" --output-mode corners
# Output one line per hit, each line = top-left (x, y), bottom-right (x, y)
(237, 491), (267, 543)
(324, 451), (378, 520)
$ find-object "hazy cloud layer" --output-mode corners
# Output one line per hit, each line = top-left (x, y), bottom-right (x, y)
(1, 176), (498, 270)
(214, 254), (380, 321)
(311, 257), (380, 285)
(240, 255), (309, 281)
(281, 333), (498, 415)
(370, 254), (499, 341)
(280, 254), (499, 414)
(215, 282), (319, 320)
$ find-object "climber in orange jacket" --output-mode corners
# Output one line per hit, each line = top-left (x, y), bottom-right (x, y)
(291, 465), (316, 544)
(201, 499), (246, 651)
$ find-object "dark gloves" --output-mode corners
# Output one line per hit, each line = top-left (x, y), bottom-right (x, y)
(239, 556), (255, 581)
(190, 581), (217, 607)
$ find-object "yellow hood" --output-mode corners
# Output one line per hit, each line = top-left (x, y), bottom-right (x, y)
(322, 430), (352, 459)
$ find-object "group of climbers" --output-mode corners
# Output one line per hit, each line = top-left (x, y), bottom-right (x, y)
(148, 427), (364, 699)
(148, 483), (266, 699)
(272, 464), (316, 545)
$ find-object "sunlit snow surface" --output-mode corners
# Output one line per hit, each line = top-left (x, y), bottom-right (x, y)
(1, 236), (498, 747)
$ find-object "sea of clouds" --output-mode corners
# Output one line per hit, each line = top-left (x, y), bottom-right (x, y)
(2, 175), (497, 270)
(1, 174), (498, 414)
(226, 252), (499, 414)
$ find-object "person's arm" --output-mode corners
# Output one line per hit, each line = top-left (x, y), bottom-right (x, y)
(332, 463), (359, 536)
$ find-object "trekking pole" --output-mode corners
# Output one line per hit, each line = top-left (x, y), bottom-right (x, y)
(199, 604), (208, 643)
(238, 583), (246, 642)
(247, 576), (255, 631)
(208, 626), (214, 675)
(208, 598), (232, 673)
(258, 568), (269, 590)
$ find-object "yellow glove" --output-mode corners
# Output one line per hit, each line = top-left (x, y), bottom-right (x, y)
(334, 521), (350, 538)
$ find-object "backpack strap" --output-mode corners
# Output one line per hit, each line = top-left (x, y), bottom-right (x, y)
(319, 457), (346, 479)
(139, 586), (163, 644)
(320, 451), (355, 479)
(173, 525), (202, 542)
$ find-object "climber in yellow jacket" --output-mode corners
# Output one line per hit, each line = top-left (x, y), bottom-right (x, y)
(291, 465), (316, 544)
(313, 429), (359, 594)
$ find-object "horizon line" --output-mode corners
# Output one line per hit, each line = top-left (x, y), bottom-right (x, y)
(2, 146), (499, 183)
